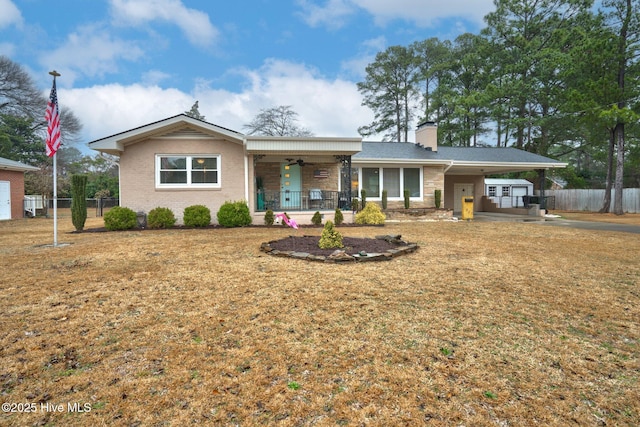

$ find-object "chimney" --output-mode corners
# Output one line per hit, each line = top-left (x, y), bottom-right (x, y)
(415, 121), (437, 152)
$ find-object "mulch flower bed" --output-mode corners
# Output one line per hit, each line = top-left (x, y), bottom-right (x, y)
(261, 234), (419, 262)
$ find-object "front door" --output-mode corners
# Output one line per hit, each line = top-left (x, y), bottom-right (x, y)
(280, 163), (301, 209)
(0, 181), (11, 220)
(453, 183), (474, 213)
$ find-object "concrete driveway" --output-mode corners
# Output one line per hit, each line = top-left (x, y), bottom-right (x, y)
(472, 212), (640, 234)
(536, 217), (640, 234)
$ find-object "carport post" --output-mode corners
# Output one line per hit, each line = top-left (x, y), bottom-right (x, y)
(538, 169), (546, 211)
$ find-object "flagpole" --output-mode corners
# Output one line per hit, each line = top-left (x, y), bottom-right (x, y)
(53, 150), (57, 246)
(48, 70), (61, 247)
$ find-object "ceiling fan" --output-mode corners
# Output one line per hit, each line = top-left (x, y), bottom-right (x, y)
(285, 158), (314, 167)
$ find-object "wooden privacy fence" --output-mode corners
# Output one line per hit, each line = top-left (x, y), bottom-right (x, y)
(544, 189), (640, 213)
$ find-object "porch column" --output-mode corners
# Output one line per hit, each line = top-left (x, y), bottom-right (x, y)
(336, 155), (352, 209)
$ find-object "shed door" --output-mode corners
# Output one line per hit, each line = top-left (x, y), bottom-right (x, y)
(0, 181), (11, 220)
(512, 186), (529, 208)
(454, 183), (474, 212)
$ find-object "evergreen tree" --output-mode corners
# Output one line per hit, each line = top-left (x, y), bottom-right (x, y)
(71, 174), (87, 231)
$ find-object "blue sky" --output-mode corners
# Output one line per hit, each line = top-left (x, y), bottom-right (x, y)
(1, 0), (495, 150)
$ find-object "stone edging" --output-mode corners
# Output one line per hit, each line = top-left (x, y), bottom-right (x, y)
(260, 234), (419, 263)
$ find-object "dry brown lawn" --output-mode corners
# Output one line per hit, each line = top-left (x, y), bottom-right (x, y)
(0, 215), (638, 426)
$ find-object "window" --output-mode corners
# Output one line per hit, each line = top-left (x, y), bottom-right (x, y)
(404, 168), (421, 197)
(156, 155), (220, 188)
(488, 186), (497, 197)
(502, 186), (510, 197)
(362, 168), (380, 198)
(358, 167), (421, 199)
(383, 168), (400, 197)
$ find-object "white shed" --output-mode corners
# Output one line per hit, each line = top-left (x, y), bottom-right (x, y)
(484, 178), (534, 208)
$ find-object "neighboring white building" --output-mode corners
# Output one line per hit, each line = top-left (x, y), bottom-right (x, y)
(484, 178), (534, 209)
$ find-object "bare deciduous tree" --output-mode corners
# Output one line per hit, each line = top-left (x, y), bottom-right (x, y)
(0, 55), (82, 149)
(243, 105), (313, 137)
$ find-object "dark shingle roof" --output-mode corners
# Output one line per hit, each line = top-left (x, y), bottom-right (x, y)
(354, 142), (564, 164)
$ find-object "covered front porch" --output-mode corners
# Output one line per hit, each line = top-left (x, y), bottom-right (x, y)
(246, 136), (361, 222)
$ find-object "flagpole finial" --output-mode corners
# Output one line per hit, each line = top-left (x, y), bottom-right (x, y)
(49, 70), (61, 77)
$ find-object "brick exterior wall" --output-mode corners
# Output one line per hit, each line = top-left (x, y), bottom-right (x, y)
(120, 137), (246, 224)
(0, 170), (26, 220)
(254, 162), (341, 195)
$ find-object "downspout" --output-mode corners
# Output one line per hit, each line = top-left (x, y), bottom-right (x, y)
(243, 138), (250, 209)
(443, 160), (454, 173)
(442, 161), (454, 210)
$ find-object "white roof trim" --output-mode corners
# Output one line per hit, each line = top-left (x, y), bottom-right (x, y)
(0, 157), (40, 172)
(88, 115), (244, 155)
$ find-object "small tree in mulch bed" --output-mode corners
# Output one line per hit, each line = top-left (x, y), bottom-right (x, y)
(318, 220), (343, 249)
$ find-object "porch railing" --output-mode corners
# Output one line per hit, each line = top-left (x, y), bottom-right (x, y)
(255, 190), (350, 212)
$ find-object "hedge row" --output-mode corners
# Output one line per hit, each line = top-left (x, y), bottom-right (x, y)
(103, 201), (252, 231)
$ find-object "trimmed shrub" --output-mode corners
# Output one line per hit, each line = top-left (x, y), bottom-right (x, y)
(360, 189), (367, 209)
(404, 189), (410, 209)
(147, 207), (176, 229)
(311, 211), (323, 226)
(280, 212), (291, 227)
(334, 208), (344, 225)
(381, 189), (388, 210)
(104, 206), (137, 231)
(217, 200), (252, 227)
(434, 189), (442, 208)
(71, 174), (87, 231)
(184, 205), (211, 227)
(318, 220), (343, 249)
(264, 209), (275, 225)
(355, 202), (386, 225)
(351, 197), (359, 212)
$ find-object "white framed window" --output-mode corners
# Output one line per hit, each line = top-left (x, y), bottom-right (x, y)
(502, 186), (510, 197)
(156, 155), (221, 188)
(488, 186), (497, 197)
(358, 166), (422, 199)
(362, 168), (380, 198)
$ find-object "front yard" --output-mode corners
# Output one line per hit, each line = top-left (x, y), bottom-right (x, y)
(0, 216), (638, 426)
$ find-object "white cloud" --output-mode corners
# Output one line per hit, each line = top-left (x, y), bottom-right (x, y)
(109, 0), (219, 48)
(0, 0), (22, 29)
(141, 70), (172, 86)
(39, 24), (145, 86)
(297, 0), (494, 28)
(340, 36), (387, 79)
(0, 42), (16, 57)
(296, 0), (356, 30)
(64, 59), (374, 149)
(63, 83), (192, 144)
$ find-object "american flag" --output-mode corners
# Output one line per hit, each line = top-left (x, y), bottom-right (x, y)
(45, 79), (61, 157)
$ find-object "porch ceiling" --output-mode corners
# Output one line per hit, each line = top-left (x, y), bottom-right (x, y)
(255, 154), (346, 164)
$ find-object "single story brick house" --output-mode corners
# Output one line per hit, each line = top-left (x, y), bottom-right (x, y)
(0, 157), (39, 220)
(88, 114), (567, 224)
